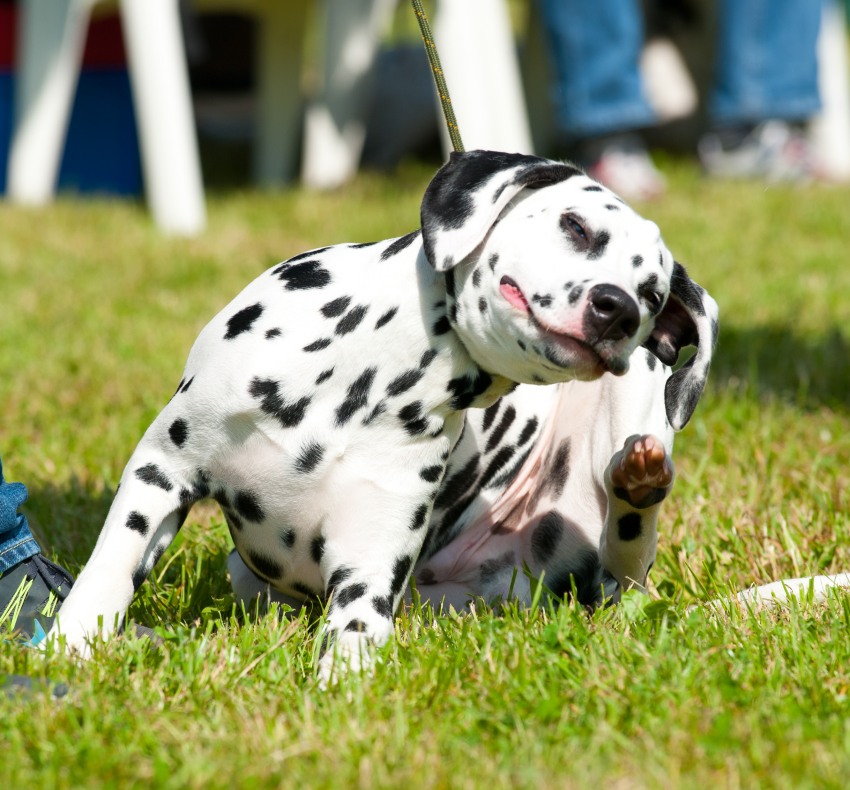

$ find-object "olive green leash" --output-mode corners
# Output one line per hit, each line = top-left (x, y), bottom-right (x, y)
(410, 0), (465, 153)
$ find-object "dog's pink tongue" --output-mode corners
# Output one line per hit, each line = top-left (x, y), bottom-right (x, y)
(500, 279), (529, 313)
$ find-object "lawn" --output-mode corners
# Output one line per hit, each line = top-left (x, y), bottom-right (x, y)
(1, 159), (850, 788)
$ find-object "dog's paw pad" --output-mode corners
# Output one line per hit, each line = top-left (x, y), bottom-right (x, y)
(611, 434), (673, 508)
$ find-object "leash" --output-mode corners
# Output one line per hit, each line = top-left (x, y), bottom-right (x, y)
(410, 0), (465, 153)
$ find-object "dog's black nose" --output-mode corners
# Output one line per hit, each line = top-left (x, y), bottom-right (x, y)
(583, 284), (640, 342)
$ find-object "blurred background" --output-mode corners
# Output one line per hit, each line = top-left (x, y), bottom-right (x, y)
(1, 0), (849, 236)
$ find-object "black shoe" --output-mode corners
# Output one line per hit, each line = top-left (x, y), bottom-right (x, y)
(0, 554), (75, 644)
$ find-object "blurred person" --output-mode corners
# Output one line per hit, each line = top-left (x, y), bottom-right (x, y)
(536, 0), (825, 199)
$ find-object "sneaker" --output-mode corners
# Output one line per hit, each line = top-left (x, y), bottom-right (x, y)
(698, 120), (813, 182)
(0, 554), (74, 645)
(585, 143), (666, 202)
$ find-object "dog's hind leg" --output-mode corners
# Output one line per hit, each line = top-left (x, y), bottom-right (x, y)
(48, 445), (203, 657)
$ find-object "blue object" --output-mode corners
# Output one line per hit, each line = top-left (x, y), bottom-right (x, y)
(0, 67), (142, 196)
(535, 0), (824, 138)
(0, 455), (39, 575)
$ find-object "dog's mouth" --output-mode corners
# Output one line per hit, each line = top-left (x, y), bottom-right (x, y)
(499, 275), (623, 377)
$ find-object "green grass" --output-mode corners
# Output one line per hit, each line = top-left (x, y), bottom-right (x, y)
(2, 159), (850, 788)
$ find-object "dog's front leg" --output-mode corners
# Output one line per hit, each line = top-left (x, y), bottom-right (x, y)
(599, 434), (674, 596)
(49, 446), (197, 656)
(315, 485), (437, 685)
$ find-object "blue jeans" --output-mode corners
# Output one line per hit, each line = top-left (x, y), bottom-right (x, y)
(0, 456), (40, 574)
(537, 0), (824, 138)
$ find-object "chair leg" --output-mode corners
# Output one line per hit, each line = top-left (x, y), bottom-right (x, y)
(8, 0), (95, 205)
(120, 0), (206, 235)
(301, 0), (395, 190)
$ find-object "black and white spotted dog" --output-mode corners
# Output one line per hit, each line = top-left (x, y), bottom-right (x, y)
(51, 151), (718, 678)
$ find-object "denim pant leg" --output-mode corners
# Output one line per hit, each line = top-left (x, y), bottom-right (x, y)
(535, 0), (656, 138)
(0, 457), (40, 574)
(711, 0), (824, 126)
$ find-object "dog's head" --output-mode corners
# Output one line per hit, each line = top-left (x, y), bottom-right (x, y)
(421, 150), (718, 430)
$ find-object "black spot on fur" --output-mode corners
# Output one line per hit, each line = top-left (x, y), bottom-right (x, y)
(420, 349), (438, 368)
(490, 445), (533, 490)
(316, 368), (334, 385)
(235, 490), (265, 523)
(134, 463), (173, 491)
(335, 367), (377, 426)
(488, 253), (499, 271)
(335, 583), (367, 607)
(432, 316), (451, 336)
(345, 619), (368, 633)
(398, 401), (428, 436)
(434, 453), (480, 509)
(482, 401), (501, 431)
(265, 328), (282, 339)
(311, 535), (325, 564)
(281, 529), (296, 549)
(568, 285), (584, 306)
(224, 302), (264, 340)
(645, 348), (657, 371)
(327, 566), (353, 592)
(280, 246), (331, 265)
(547, 548), (605, 606)
(320, 296), (351, 318)
(372, 595), (394, 619)
(169, 418), (189, 448)
(444, 269), (456, 300)
(472, 267), (482, 288)
(295, 442), (324, 473)
(375, 307), (398, 329)
(304, 338), (332, 352)
(479, 297), (487, 313)
(517, 417), (539, 447)
(447, 369), (493, 410)
(484, 405), (516, 453)
(350, 241), (379, 249)
(410, 503), (429, 531)
(605, 204), (620, 211)
(386, 369), (424, 397)
(480, 446), (516, 489)
(479, 551), (515, 583)
(583, 185), (603, 192)
(276, 260), (331, 290)
(531, 511), (565, 563)
(293, 582), (319, 599)
(381, 230), (420, 260)
(249, 378), (311, 428)
(618, 512), (643, 541)
(632, 255), (644, 268)
(335, 305), (368, 336)
(546, 439), (571, 498)
(420, 465), (443, 483)
(532, 293), (553, 308)
(248, 551), (283, 581)
(391, 555), (413, 596)
(126, 511), (149, 536)
(180, 377), (194, 394)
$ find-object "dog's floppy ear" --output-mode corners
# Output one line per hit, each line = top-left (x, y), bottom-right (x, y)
(420, 150), (581, 271)
(643, 262), (719, 431)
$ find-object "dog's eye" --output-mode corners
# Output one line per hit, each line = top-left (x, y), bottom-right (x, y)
(562, 213), (587, 240)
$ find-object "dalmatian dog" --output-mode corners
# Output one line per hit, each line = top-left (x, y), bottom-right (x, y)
(50, 151), (718, 678)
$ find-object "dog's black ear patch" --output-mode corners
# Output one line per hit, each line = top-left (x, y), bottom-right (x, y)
(643, 262), (719, 430)
(420, 150), (581, 272)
